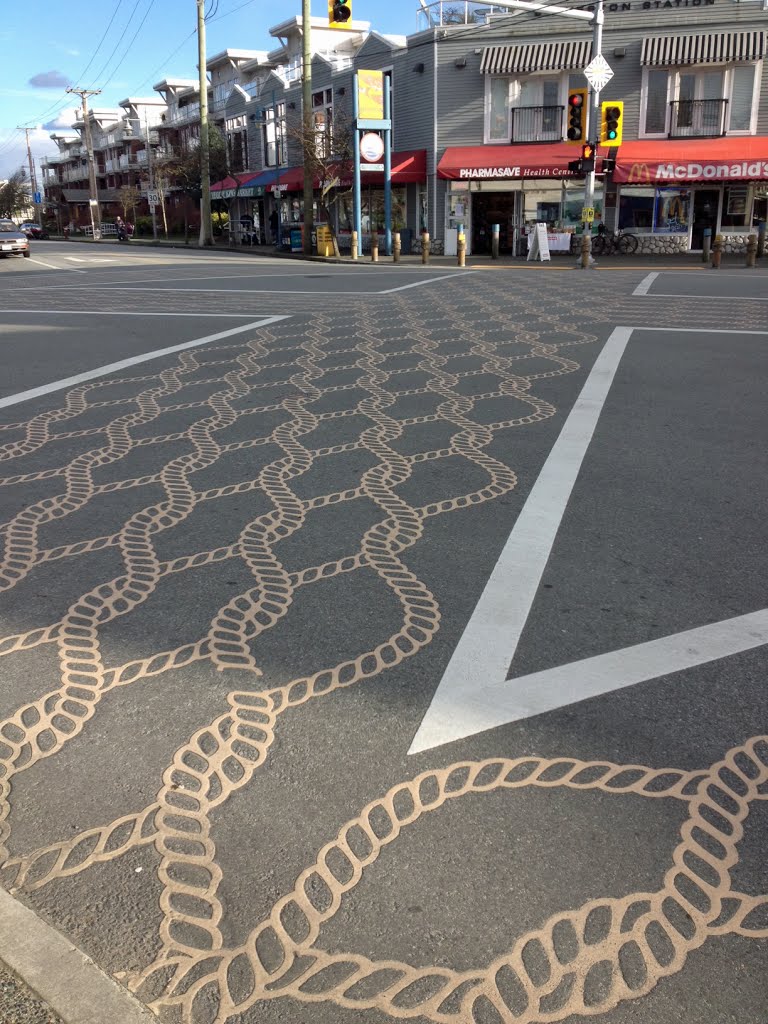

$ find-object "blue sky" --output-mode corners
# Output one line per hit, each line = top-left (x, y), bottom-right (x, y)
(0, 0), (417, 178)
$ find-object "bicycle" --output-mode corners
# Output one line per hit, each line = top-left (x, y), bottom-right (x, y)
(591, 226), (639, 256)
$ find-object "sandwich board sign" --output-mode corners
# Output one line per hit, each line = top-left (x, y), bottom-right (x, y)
(527, 222), (551, 262)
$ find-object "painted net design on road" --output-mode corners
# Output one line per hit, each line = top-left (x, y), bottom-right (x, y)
(0, 280), (764, 1023)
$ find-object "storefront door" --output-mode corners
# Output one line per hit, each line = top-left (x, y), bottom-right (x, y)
(691, 189), (719, 249)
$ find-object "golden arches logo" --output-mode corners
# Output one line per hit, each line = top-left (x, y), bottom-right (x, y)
(628, 162), (651, 183)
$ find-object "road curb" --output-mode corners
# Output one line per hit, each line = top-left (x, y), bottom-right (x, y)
(0, 886), (155, 1024)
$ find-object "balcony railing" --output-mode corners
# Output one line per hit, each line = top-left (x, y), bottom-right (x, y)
(668, 98), (728, 138)
(511, 105), (564, 143)
(417, 1), (511, 29)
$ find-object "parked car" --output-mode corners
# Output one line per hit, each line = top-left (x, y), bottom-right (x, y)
(19, 222), (49, 240)
(0, 228), (31, 258)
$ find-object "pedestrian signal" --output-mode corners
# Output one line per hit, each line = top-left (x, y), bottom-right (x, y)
(580, 142), (595, 171)
(601, 101), (623, 146)
(329, 0), (352, 26)
(567, 89), (588, 143)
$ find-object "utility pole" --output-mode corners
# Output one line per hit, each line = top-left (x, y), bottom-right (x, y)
(582, 0), (604, 268)
(17, 127), (41, 226)
(302, 0), (314, 254)
(67, 87), (102, 240)
(196, 0), (213, 246)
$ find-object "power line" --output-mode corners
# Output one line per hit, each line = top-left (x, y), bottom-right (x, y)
(88, 0), (145, 88)
(78, 0), (126, 82)
(99, 0), (158, 91)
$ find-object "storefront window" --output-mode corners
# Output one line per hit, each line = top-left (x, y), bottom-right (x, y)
(721, 186), (750, 228)
(653, 188), (690, 233)
(619, 187), (655, 231)
(360, 187), (406, 232)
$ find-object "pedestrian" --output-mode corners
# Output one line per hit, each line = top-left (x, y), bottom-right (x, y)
(115, 216), (126, 242)
(126, 220), (134, 240)
(269, 209), (279, 244)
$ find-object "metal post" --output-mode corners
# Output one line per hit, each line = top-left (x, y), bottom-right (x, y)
(491, 223), (500, 259)
(301, 0), (314, 255)
(421, 230), (430, 264)
(581, 0), (604, 270)
(351, 229), (358, 260)
(371, 235), (379, 262)
(702, 227), (711, 263)
(196, 0), (213, 246)
(746, 233), (757, 268)
(145, 114), (158, 241)
(393, 231), (401, 262)
(457, 221), (466, 267)
(67, 87), (102, 241)
(353, 75), (362, 258)
(18, 127), (41, 226)
(384, 79), (392, 257)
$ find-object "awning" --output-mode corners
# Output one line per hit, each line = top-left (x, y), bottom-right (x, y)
(614, 137), (768, 184)
(210, 172), (257, 193)
(266, 150), (428, 191)
(641, 30), (765, 66)
(480, 39), (591, 74)
(438, 143), (591, 180)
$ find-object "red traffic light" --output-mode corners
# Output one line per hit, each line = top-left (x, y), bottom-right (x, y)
(569, 93), (583, 107)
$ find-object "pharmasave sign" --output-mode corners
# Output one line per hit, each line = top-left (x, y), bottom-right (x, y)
(458, 165), (576, 179)
(617, 159), (768, 183)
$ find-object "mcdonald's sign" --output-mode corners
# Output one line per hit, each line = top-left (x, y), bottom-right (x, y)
(627, 163), (651, 184)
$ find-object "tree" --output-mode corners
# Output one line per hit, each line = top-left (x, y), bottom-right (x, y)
(0, 170), (32, 220)
(156, 123), (228, 243)
(117, 184), (142, 222)
(285, 110), (356, 257)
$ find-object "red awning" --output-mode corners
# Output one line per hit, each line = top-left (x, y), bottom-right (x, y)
(614, 137), (768, 185)
(267, 150), (428, 192)
(437, 143), (592, 180)
(210, 172), (257, 193)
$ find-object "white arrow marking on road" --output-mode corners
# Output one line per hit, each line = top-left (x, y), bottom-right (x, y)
(408, 326), (768, 754)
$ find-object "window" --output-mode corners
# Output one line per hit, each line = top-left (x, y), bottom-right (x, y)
(488, 78), (510, 142)
(729, 65), (756, 131)
(486, 75), (566, 143)
(263, 102), (286, 167)
(721, 185), (750, 227)
(644, 70), (669, 134)
(226, 115), (248, 173)
(312, 88), (333, 158)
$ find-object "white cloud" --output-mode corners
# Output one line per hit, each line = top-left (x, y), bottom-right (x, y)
(43, 110), (79, 131)
(0, 129), (60, 181)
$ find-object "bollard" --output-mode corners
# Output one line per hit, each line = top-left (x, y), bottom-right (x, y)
(421, 231), (430, 264)
(457, 231), (466, 268)
(757, 221), (766, 259)
(491, 223), (500, 260)
(702, 227), (711, 263)
(371, 235), (379, 263)
(746, 233), (757, 268)
(580, 232), (591, 270)
(350, 230), (358, 261)
(711, 234), (722, 269)
(393, 231), (401, 263)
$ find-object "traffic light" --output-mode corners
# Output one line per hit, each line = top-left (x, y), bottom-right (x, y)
(329, 0), (352, 27)
(567, 89), (587, 144)
(601, 101), (624, 146)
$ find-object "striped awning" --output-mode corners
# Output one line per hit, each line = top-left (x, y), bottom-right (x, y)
(480, 39), (591, 74)
(641, 30), (765, 66)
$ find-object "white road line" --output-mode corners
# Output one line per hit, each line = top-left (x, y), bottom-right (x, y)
(636, 326), (768, 334)
(380, 273), (467, 293)
(632, 272), (658, 296)
(26, 257), (86, 274)
(0, 886), (153, 1024)
(0, 309), (267, 318)
(87, 276), (466, 297)
(0, 315), (287, 411)
(409, 611), (768, 754)
(408, 326), (635, 755)
(638, 292), (768, 302)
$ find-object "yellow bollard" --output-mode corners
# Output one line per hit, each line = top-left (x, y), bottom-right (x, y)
(393, 231), (401, 263)
(457, 231), (466, 267)
(580, 232), (591, 269)
(371, 236), (379, 263)
(350, 230), (358, 261)
(711, 234), (723, 269)
(421, 231), (430, 264)
(746, 233), (757, 268)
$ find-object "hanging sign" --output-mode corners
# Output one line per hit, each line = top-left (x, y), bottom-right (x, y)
(360, 132), (385, 163)
(357, 70), (385, 119)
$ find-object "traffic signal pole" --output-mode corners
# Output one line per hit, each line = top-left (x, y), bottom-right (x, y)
(302, 0), (314, 255)
(582, 0), (604, 268)
(196, 0), (213, 247)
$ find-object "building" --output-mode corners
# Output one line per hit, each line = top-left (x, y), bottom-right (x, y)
(401, 0), (767, 254)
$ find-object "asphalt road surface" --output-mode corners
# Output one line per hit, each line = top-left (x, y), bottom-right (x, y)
(0, 242), (766, 1024)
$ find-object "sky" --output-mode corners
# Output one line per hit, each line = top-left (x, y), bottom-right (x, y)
(0, 0), (418, 179)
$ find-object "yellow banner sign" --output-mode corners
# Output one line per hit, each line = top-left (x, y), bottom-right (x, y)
(357, 69), (384, 120)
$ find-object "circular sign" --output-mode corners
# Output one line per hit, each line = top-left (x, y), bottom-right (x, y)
(359, 132), (385, 163)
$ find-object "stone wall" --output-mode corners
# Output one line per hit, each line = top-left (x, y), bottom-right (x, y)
(633, 232), (753, 255)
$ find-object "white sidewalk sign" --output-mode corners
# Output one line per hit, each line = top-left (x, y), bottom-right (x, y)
(527, 223), (551, 262)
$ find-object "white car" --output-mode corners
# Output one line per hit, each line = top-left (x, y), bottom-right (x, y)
(0, 228), (31, 258)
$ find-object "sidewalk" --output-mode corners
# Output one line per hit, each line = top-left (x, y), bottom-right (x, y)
(0, 962), (63, 1024)
(46, 234), (766, 270)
